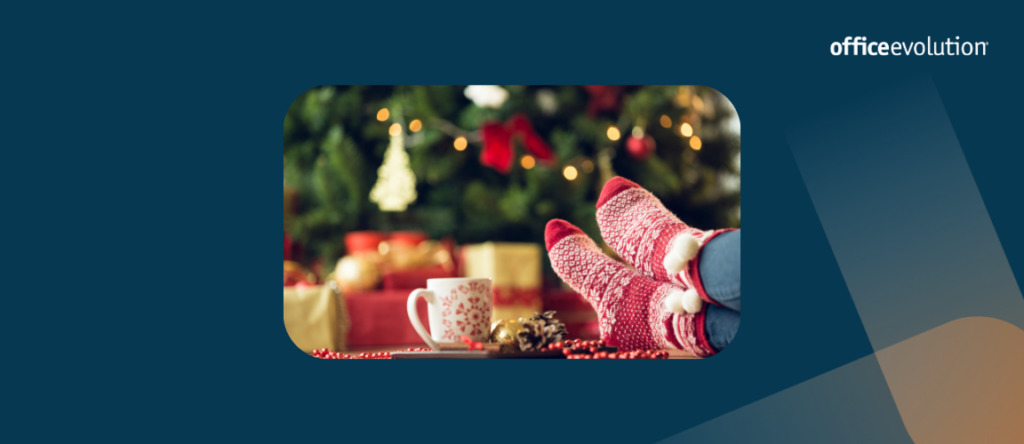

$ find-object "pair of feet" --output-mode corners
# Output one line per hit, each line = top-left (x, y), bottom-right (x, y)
(545, 177), (735, 357)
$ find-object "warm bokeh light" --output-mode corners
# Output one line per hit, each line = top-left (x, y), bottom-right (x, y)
(675, 86), (691, 107)
(690, 136), (702, 150)
(660, 115), (672, 128)
(581, 159), (594, 173)
(389, 123), (402, 136)
(691, 95), (705, 112)
(606, 126), (621, 141)
(521, 155), (536, 169)
(563, 165), (578, 180)
(377, 108), (390, 121)
(454, 136), (468, 151)
(681, 122), (693, 137)
(409, 119), (422, 132)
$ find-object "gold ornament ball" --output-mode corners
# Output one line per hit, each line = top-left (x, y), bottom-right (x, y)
(334, 255), (380, 293)
(489, 319), (525, 352)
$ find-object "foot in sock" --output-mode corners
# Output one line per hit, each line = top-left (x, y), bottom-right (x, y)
(596, 176), (735, 308)
(544, 219), (716, 356)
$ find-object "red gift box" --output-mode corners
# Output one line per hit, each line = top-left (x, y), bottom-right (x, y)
(380, 264), (457, 290)
(388, 231), (428, 247)
(345, 231), (387, 255)
(344, 289), (432, 347)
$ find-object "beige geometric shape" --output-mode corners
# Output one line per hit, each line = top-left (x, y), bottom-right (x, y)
(284, 283), (350, 353)
(876, 317), (1024, 443)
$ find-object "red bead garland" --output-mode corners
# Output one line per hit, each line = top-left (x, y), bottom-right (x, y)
(556, 339), (669, 359)
(310, 347), (433, 359)
(309, 339), (670, 360)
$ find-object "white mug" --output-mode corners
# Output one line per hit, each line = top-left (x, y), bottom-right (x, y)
(407, 278), (492, 350)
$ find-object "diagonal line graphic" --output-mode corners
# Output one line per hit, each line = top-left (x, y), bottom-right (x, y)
(786, 73), (1024, 350)
(660, 317), (1024, 443)
(661, 73), (1024, 443)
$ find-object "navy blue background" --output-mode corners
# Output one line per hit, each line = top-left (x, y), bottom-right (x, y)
(6, 2), (1022, 442)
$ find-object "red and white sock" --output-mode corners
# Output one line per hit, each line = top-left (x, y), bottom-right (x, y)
(596, 177), (735, 312)
(545, 219), (716, 356)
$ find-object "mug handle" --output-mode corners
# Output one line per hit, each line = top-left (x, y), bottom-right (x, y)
(407, 289), (437, 350)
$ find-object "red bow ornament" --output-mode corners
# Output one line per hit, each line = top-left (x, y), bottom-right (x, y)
(582, 85), (624, 117)
(479, 114), (555, 174)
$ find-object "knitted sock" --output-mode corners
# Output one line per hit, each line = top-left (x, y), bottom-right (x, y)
(596, 176), (735, 311)
(545, 219), (716, 356)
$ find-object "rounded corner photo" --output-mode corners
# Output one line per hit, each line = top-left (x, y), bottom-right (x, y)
(283, 85), (740, 360)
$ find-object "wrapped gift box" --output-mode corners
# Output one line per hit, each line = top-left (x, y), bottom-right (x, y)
(283, 284), (350, 352)
(460, 242), (544, 322)
(344, 290), (432, 347)
(380, 264), (457, 290)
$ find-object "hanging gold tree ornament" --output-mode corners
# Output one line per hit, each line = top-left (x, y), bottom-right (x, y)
(369, 122), (417, 211)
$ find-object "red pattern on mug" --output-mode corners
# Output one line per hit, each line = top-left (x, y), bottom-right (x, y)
(414, 279), (493, 345)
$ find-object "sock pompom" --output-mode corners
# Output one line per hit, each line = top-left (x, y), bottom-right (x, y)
(663, 234), (700, 275)
(664, 288), (703, 314)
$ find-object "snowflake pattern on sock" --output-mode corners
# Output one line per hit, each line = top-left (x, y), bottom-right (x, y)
(546, 221), (715, 356)
(598, 186), (715, 286)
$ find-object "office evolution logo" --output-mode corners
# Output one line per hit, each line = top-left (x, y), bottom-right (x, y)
(830, 36), (989, 56)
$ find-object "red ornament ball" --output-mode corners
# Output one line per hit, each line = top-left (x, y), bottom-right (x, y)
(625, 135), (656, 159)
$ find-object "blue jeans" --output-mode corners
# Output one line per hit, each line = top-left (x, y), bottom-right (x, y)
(700, 230), (740, 352)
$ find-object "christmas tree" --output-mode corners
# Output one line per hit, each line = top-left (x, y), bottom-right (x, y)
(284, 85), (740, 276)
(369, 120), (417, 212)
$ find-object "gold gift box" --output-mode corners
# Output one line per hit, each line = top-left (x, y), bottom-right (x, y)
(283, 280), (350, 353)
(460, 242), (544, 322)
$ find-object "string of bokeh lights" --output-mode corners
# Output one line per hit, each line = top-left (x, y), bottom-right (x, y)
(372, 87), (710, 182)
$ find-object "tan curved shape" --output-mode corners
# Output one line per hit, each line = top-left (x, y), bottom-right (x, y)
(875, 317), (1024, 443)
(284, 284), (350, 353)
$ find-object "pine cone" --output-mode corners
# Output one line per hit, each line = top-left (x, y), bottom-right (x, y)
(529, 311), (567, 347)
(543, 322), (567, 345)
(517, 320), (545, 352)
